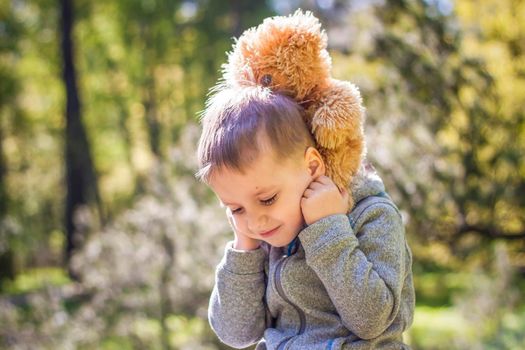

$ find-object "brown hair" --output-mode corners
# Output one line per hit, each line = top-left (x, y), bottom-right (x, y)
(196, 85), (315, 183)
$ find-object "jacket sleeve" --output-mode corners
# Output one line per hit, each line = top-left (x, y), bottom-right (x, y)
(208, 241), (268, 348)
(298, 203), (409, 340)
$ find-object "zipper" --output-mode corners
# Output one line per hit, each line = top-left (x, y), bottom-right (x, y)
(274, 255), (306, 350)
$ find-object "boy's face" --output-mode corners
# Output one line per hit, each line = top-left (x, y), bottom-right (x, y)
(208, 146), (314, 248)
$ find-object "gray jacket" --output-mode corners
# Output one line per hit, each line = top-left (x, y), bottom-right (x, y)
(208, 170), (415, 349)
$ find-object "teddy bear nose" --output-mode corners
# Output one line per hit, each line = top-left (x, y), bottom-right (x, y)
(260, 74), (272, 86)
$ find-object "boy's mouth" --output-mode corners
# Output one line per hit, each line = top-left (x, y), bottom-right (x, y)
(260, 226), (280, 238)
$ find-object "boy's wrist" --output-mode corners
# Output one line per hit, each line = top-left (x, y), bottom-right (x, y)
(300, 214), (356, 253)
(305, 211), (348, 226)
(222, 241), (266, 275)
(233, 238), (261, 251)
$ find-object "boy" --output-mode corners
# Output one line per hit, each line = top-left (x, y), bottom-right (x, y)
(196, 86), (415, 349)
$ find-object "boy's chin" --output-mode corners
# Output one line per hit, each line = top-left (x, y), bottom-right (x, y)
(265, 234), (300, 248)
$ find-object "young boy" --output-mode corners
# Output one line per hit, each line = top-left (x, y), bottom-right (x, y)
(196, 86), (415, 349)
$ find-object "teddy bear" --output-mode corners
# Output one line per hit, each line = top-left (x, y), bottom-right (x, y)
(219, 9), (365, 209)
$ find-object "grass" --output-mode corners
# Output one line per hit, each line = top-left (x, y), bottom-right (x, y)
(408, 305), (525, 350)
(132, 314), (217, 349)
(408, 305), (475, 349)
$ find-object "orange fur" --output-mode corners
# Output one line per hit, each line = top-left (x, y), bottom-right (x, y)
(222, 9), (365, 208)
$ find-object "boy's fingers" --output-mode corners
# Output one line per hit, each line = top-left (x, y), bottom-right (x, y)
(307, 181), (323, 190)
(319, 175), (330, 183)
(311, 175), (332, 186)
(309, 179), (337, 193)
(303, 188), (314, 198)
(315, 175), (335, 187)
(312, 174), (327, 183)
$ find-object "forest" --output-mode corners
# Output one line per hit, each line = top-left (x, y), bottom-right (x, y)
(0, 0), (524, 349)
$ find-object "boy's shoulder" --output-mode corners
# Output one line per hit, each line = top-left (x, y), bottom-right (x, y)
(349, 192), (400, 228)
(348, 165), (403, 231)
(349, 163), (388, 206)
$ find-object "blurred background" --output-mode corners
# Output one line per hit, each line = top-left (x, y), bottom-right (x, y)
(0, 0), (524, 349)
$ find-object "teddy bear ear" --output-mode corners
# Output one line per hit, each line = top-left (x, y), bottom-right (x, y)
(260, 74), (272, 87)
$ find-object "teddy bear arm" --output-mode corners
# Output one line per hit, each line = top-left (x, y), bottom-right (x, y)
(310, 81), (364, 150)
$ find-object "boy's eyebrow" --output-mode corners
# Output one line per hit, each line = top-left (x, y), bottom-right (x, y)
(253, 186), (276, 196)
(219, 186), (276, 206)
(219, 198), (238, 207)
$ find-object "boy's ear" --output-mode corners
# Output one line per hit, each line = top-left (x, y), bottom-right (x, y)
(304, 146), (325, 178)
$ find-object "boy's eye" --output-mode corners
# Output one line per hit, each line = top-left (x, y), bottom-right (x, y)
(261, 194), (277, 206)
(231, 208), (242, 214)
(228, 194), (277, 214)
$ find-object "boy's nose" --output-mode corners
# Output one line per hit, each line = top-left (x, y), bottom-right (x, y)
(247, 212), (268, 233)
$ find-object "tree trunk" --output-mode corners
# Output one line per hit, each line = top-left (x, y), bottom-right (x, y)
(60, 0), (104, 274)
(140, 24), (161, 159)
(143, 73), (161, 158)
(0, 116), (6, 217)
(0, 115), (15, 281)
(230, 0), (243, 38)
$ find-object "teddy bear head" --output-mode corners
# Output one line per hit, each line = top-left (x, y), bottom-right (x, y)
(222, 10), (332, 101)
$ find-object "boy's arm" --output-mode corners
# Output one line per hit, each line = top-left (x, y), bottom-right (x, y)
(298, 203), (411, 340)
(208, 241), (268, 348)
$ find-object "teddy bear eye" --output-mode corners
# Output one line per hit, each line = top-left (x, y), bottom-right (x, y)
(260, 74), (272, 86)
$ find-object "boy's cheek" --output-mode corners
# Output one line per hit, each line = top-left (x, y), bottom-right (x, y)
(228, 215), (244, 232)
(226, 211), (238, 230)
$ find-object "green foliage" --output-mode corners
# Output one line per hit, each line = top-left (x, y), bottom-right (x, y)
(414, 271), (469, 307)
(368, 0), (525, 248)
(324, 0), (525, 276)
(131, 314), (220, 349)
(0, 267), (70, 295)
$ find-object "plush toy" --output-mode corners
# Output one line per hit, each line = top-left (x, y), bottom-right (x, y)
(221, 9), (365, 208)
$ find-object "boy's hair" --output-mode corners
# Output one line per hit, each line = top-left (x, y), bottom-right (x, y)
(196, 85), (315, 183)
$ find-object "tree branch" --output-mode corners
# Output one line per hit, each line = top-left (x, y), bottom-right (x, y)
(457, 224), (525, 241)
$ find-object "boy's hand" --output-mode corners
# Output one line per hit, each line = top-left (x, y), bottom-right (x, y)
(301, 175), (350, 226)
(226, 211), (261, 251)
